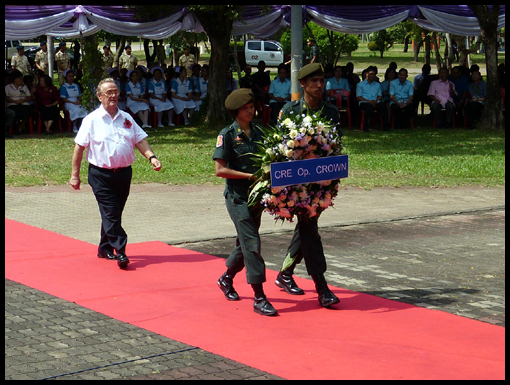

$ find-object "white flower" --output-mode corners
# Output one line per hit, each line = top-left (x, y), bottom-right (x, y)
(307, 127), (315, 135)
(316, 121), (325, 133)
(289, 129), (298, 139)
(283, 118), (292, 127)
(266, 148), (274, 155)
(299, 127), (307, 134)
(287, 140), (295, 149)
(285, 149), (294, 158)
(302, 116), (312, 127)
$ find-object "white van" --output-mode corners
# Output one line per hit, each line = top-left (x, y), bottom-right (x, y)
(244, 40), (284, 67)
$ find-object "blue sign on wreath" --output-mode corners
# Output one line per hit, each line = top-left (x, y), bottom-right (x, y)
(270, 155), (349, 188)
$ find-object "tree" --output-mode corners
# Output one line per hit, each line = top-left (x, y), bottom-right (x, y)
(468, 5), (504, 130)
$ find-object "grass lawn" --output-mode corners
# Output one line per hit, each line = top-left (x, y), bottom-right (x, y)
(5, 116), (505, 189)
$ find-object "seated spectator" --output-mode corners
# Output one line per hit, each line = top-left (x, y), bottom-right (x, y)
(23, 75), (36, 107)
(388, 61), (398, 72)
(468, 64), (480, 83)
(345, 62), (361, 121)
(324, 63), (334, 81)
(189, 64), (202, 104)
(389, 68), (414, 129)
(239, 65), (254, 89)
(34, 74), (60, 134)
(125, 69), (151, 128)
(380, 68), (397, 125)
(464, 70), (487, 129)
(427, 67), (457, 128)
(356, 66), (389, 131)
(107, 67), (127, 111)
(226, 69), (238, 94)
(171, 66), (196, 125)
(414, 64), (437, 114)
(5, 70), (32, 134)
(60, 69), (88, 133)
(326, 65), (351, 103)
(251, 60), (271, 103)
(268, 65), (291, 124)
(448, 65), (469, 116)
(149, 66), (175, 127)
(414, 64), (431, 91)
(194, 64), (209, 111)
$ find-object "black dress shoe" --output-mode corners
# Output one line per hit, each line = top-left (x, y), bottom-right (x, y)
(117, 253), (130, 268)
(97, 251), (117, 260)
(253, 296), (278, 316)
(217, 272), (240, 301)
(317, 290), (340, 308)
(311, 274), (340, 308)
(275, 271), (305, 295)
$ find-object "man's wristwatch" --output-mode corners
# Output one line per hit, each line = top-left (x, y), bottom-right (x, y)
(149, 155), (158, 163)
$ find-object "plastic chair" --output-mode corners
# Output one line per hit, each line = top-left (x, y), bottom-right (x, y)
(359, 108), (383, 131)
(328, 89), (352, 129)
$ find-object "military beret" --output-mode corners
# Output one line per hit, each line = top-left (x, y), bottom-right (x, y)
(225, 88), (255, 111)
(297, 63), (324, 80)
(40, 41), (47, 46)
(16, 45), (24, 50)
(59, 41), (66, 47)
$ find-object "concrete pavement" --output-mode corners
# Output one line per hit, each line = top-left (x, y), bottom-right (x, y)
(5, 184), (505, 380)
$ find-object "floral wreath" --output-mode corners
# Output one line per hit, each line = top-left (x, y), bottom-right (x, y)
(248, 108), (343, 223)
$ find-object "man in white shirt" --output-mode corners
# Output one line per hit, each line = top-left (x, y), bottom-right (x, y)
(69, 78), (162, 268)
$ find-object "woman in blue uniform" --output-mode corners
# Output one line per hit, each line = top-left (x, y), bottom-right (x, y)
(213, 88), (277, 317)
(148, 66), (175, 127)
(60, 69), (88, 133)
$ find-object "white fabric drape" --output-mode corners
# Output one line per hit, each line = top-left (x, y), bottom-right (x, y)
(232, 9), (289, 38)
(306, 8), (410, 34)
(413, 6), (506, 36)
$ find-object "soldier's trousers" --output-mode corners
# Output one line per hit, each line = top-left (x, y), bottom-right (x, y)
(224, 193), (266, 284)
(281, 216), (327, 276)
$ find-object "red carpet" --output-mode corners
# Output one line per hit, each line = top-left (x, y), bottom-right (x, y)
(5, 219), (505, 380)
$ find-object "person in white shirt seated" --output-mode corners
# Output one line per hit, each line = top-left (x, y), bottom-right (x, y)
(60, 69), (88, 133)
(171, 66), (196, 126)
(148, 66), (175, 127)
(125, 69), (151, 128)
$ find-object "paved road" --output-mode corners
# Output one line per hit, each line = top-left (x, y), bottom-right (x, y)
(5, 185), (505, 380)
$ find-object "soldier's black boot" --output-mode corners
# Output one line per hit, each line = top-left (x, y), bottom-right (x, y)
(275, 270), (305, 295)
(253, 295), (278, 316)
(217, 271), (240, 301)
(311, 274), (340, 308)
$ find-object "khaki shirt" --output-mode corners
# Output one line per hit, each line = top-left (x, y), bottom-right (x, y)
(55, 50), (71, 72)
(102, 53), (114, 74)
(178, 54), (196, 78)
(12, 54), (31, 76)
(119, 54), (138, 71)
(35, 49), (49, 74)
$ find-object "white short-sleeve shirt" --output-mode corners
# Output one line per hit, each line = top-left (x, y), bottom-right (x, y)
(74, 105), (148, 169)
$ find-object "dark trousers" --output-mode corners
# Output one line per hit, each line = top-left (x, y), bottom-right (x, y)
(464, 101), (484, 127)
(359, 101), (389, 130)
(224, 193), (266, 284)
(431, 101), (455, 127)
(88, 164), (132, 255)
(391, 102), (415, 129)
(270, 101), (286, 124)
(281, 216), (327, 276)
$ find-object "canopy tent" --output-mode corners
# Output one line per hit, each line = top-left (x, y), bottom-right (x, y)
(5, 5), (506, 40)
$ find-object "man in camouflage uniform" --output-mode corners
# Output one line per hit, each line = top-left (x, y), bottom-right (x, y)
(35, 41), (49, 75)
(55, 41), (71, 86)
(11, 45), (31, 77)
(118, 45), (138, 71)
(102, 45), (114, 76)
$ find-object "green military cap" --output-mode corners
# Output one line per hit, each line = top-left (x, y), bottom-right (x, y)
(225, 88), (255, 111)
(297, 63), (324, 80)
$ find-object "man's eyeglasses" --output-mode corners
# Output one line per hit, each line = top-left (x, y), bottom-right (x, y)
(101, 91), (119, 97)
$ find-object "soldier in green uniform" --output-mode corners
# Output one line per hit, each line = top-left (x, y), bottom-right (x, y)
(213, 88), (278, 317)
(275, 63), (343, 308)
(118, 45), (138, 72)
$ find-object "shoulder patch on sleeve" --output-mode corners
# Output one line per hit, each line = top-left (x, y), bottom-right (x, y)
(216, 135), (224, 148)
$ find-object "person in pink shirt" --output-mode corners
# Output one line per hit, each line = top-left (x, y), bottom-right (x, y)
(427, 67), (458, 128)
